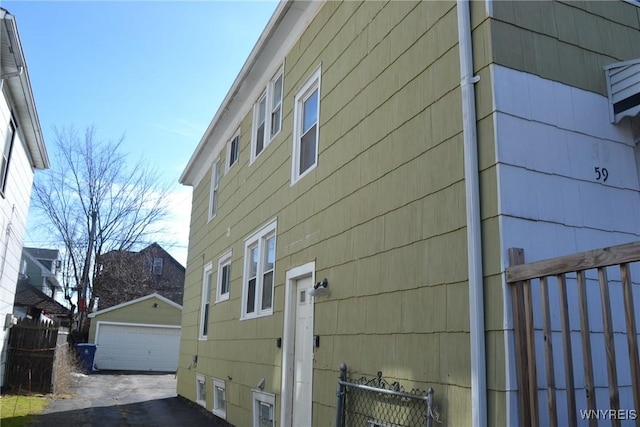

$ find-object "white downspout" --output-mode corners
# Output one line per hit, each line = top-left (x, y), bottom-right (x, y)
(457, 1), (487, 426)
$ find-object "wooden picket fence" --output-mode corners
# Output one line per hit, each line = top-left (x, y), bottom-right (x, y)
(5, 317), (59, 394)
(506, 242), (640, 427)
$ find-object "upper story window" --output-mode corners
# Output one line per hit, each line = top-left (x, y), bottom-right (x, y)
(251, 67), (284, 163)
(152, 257), (163, 275)
(226, 130), (240, 171)
(292, 67), (321, 184)
(1, 120), (16, 196)
(209, 158), (221, 220)
(200, 262), (213, 339)
(216, 250), (232, 302)
(270, 73), (283, 137)
(241, 219), (276, 319)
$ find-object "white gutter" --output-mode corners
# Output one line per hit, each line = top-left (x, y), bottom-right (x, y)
(457, 1), (487, 426)
(1, 65), (23, 80)
(0, 9), (49, 169)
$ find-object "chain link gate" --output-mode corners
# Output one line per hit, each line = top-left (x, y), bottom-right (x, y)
(335, 363), (439, 427)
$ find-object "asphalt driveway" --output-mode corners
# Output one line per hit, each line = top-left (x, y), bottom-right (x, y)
(29, 372), (229, 426)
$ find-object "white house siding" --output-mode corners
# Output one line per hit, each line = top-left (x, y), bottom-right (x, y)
(0, 93), (37, 388)
(493, 64), (640, 425)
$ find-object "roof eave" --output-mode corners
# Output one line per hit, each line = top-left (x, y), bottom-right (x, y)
(179, 0), (295, 186)
(1, 9), (49, 170)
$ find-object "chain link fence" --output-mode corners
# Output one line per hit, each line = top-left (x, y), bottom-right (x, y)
(335, 363), (440, 427)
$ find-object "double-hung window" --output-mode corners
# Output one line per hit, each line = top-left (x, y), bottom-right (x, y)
(253, 93), (267, 158)
(251, 67), (284, 162)
(1, 120), (15, 195)
(216, 250), (232, 302)
(292, 67), (321, 184)
(270, 72), (283, 137)
(227, 130), (240, 171)
(209, 158), (221, 220)
(242, 219), (276, 319)
(252, 391), (275, 427)
(200, 262), (213, 339)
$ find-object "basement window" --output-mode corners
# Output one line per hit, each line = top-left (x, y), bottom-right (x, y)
(213, 378), (226, 419)
(252, 390), (275, 427)
(196, 374), (206, 407)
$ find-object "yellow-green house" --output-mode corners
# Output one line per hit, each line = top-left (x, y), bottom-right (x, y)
(177, 1), (640, 426)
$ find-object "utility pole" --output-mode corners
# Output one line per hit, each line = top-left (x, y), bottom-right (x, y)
(77, 210), (97, 332)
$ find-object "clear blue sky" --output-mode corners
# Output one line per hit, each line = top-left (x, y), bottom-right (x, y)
(6, 0), (279, 265)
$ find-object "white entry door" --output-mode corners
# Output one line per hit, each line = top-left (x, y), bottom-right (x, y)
(292, 276), (314, 427)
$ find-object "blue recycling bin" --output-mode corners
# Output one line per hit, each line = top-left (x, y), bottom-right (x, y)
(76, 343), (97, 373)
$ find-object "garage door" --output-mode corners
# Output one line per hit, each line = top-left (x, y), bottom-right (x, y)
(94, 322), (181, 372)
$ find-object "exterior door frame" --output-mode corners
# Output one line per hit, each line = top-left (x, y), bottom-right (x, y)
(280, 261), (315, 427)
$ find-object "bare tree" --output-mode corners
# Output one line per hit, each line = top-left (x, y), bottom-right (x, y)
(31, 125), (171, 329)
(93, 249), (155, 309)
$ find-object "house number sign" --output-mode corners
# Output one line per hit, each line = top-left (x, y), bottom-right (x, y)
(594, 167), (609, 182)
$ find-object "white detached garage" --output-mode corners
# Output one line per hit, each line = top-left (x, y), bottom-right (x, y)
(88, 293), (182, 372)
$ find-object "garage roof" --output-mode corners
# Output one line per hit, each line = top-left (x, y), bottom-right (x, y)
(88, 293), (182, 318)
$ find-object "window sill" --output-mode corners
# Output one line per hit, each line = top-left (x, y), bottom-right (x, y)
(215, 294), (230, 303)
(212, 409), (226, 419)
(225, 162), (237, 174)
(291, 164), (316, 187)
(240, 310), (273, 321)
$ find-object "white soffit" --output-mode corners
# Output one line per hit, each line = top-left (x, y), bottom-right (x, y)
(605, 58), (640, 124)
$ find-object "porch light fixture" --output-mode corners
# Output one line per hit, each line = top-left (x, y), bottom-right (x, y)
(308, 277), (328, 297)
(257, 377), (266, 390)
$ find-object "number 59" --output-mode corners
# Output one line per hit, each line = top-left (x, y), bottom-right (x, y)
(595, 167), (608, 182)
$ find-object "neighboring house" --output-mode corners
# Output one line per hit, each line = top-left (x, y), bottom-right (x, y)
(0, 9), (49, 391)
(13, 279), (71, 326)
(93, 243), (185, 310)
(14, 247), (71, 326)
(88, 293), (182, 372)
(20, 247), (63, 302)
(177, 1), (640, 426)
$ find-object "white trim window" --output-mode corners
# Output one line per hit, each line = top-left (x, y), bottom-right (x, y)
(209, 158), (221, 220)
(252, 390), (275, 427)
(216, 250), (232, 302)
(213, 378), (226, 419)
(1, 119), (15, 195)
(199, 262), (213, 339)
(292, 66), (321, 184)
(253, 91), (268, 160)
(251, 67), (284, 162)
(270, 71), (283, 138)
(241, 219), (277, 319)
(226, 129), (240, 171)
(196, 374), (207, 407)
